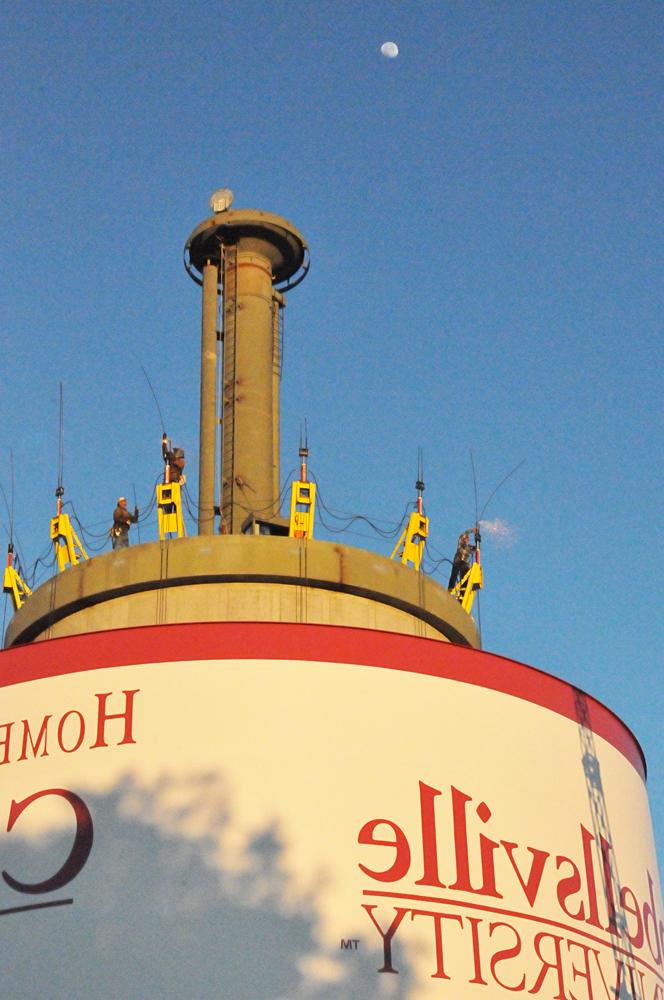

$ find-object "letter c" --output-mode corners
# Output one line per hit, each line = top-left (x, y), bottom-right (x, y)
(2, 788), (93, 894)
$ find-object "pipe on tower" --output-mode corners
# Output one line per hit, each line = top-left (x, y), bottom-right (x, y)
(185, 204), (308, 535)
(198, 261), (218, 535)
(221, 251), (277, 533)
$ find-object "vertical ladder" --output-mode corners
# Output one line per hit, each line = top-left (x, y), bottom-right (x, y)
(221, 244), (238, 532)
(271, 291), (284, 510)
(273, 292), (284, 380)
(574, 691), (641, 998)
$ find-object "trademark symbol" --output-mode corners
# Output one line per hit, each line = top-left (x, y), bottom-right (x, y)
(340, 938), (360, 951)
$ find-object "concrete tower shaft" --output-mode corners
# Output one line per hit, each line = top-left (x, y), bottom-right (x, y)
(185, 207), (308, 534)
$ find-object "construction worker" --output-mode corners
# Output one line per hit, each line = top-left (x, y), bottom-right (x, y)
(111, 496), (139, 550)
(161, 434), (186, 485)
(448, 528), (477, 591)
(166, 447), (186, 485)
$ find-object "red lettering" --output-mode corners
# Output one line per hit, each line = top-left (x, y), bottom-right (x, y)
(355, 778), (664, 988)
(593, 949), (622, 999)
(2, 788), (93, 894)
(468, 916), (488, 985)
(556, 855), (586, 921)
(644, 872), (663, 965)
(628, 966), (646, 997)
(592, 949), (640, 1000)
(414, 781), (446, 888)
(599, 836), (619, 936)
(528, 931), (568, 999)
(489, 921), (526, 992)
(0, 722), (13, 765)
(502, 841), (550, 908)
(620, 884), (644, 948)
(478, 802), (502, 898)
(410, 909), (463, 979)
(18, 715), (51, 761)
(448, 788), (501, 897)
(362, 905), (407, 973)
(90, 690), (139, 749)
(57, 711), (85, 754)
(358, 819), (411, 881)
(449, 786), (473, 892)
(566, 938), (595, 1000)
(581, 825), (602, 930)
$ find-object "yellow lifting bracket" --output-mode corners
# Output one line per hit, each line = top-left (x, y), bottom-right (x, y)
(391, 510), (429, 571)
(50, 491), (88, 572)
(289, 443), (316, 539)
(450, 527), (484, 615)
(157, 482), (186, 540)
(391, 472), (428, 572)
(3, 545), (32, 611)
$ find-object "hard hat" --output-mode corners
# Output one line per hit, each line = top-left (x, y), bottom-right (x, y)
(118, 496), (127, 503)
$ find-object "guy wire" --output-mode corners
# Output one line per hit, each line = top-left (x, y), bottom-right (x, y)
(141, 365), (167, 435)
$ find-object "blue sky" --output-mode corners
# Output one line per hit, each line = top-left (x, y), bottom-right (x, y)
(1, 1), (662, 858)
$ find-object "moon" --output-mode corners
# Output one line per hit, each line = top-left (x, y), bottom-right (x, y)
(380, 41), (399, 58)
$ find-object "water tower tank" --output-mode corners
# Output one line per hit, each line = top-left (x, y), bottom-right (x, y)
(1, 196), (661, 999)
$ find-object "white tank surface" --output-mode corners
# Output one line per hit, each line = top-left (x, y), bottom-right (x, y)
(1, 621), (661, 999)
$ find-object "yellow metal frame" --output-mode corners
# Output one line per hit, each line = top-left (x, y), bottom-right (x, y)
(390, 512), (429, 571)
(451, 561), (484, 615)
(3, 564), (32, 611)
(50, 512), (88, 572)
(289, 480), (316, 539)
(157, 482), (186, 540)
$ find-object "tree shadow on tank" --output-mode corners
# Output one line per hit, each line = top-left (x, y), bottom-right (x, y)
(0, 773), (411, 1000)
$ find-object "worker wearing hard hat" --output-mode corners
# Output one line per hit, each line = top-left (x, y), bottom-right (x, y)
(111, 496), (139, 550)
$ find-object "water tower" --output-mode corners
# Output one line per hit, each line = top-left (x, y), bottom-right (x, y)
(1, 192), (660, 999)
